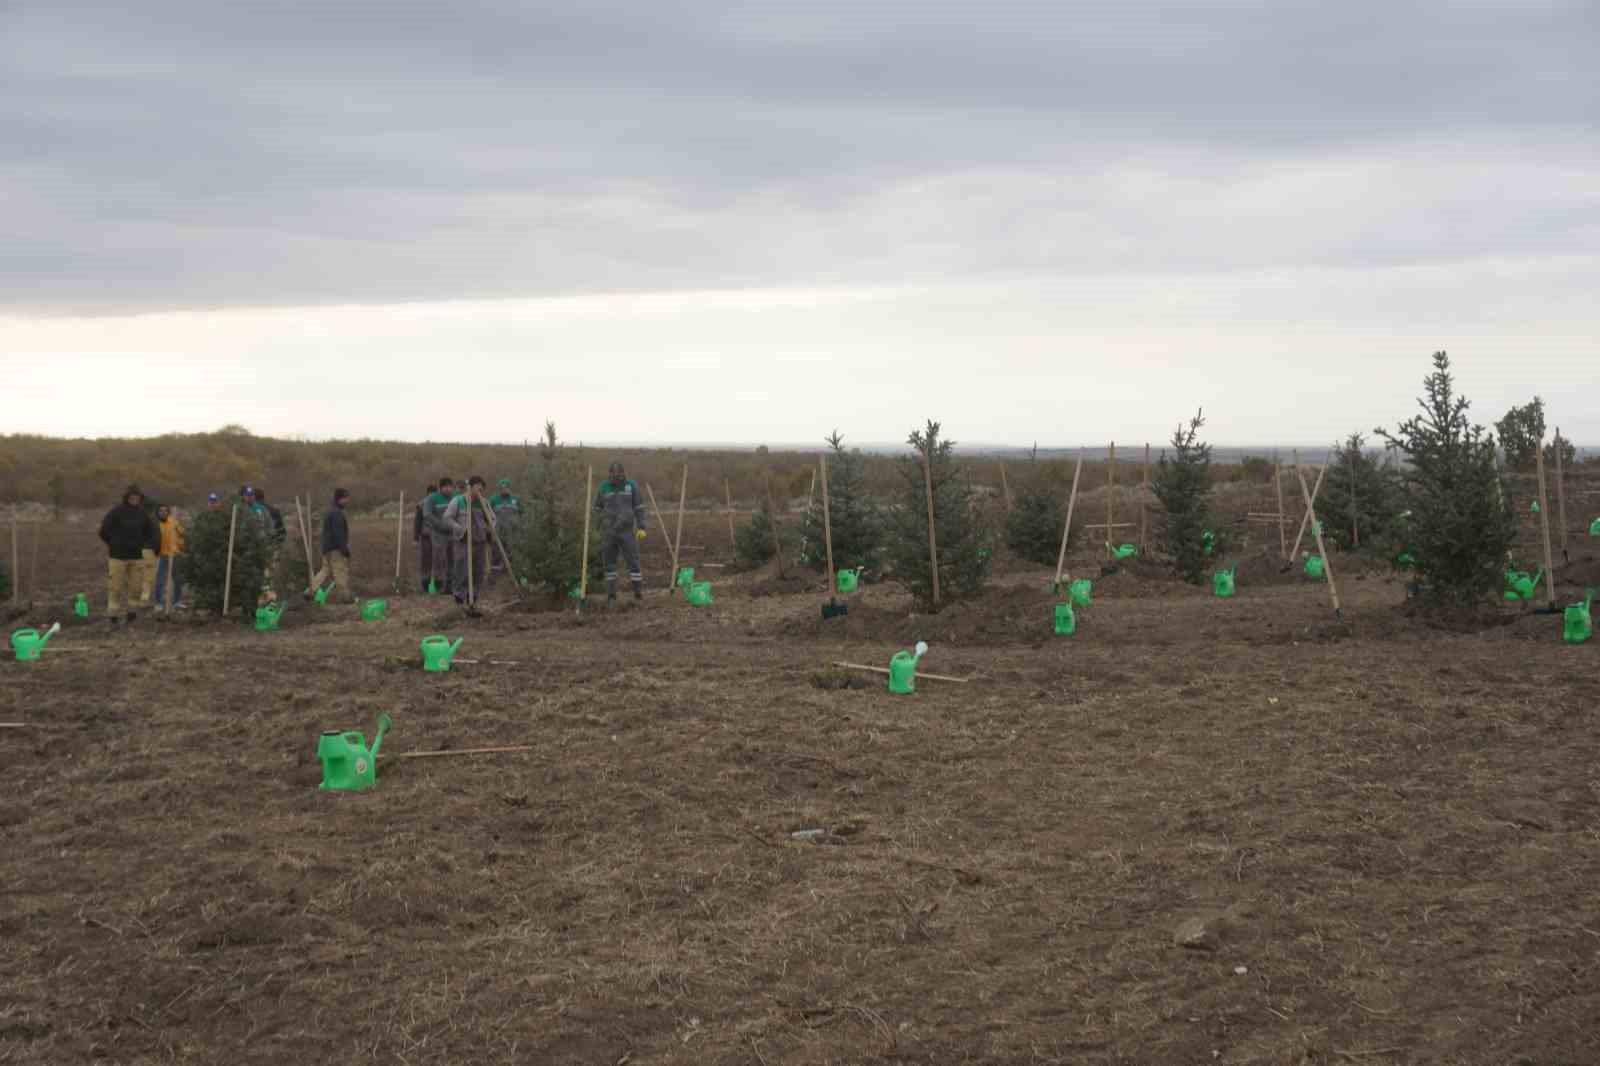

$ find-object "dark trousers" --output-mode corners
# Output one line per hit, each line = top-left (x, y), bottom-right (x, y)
(418, 538), (432, 589)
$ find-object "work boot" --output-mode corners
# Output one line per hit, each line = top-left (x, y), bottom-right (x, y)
(125, 611), (138, 625)
(631, 579), (643, 601)
(606, 594), (617, 610)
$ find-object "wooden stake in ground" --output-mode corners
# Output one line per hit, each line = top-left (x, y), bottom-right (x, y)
(394, 491), (405, 588)
(1274, 461), (1287, 560)
(819, 453), (835, 592)
(293, 496), (315, 587)
(303, 489), (318, 571)
(765, 476), (787, 579)
(1140, 443), (1150, 554)
(1294, 451), (1342, 617)
(999, 462), (1013, 512)
(724, 479), (736, 547)
(222, 503), (238, 617)
(1105, 441), (1115, 558)
(476, 495), (526, 599)
(30, 520), (41, 604)
(578, 467), (594, 610)
(1534, 438), (1557, 608)
(9, 514), (17, 607)
(1554, 427), (1569, 562)
(162, 521), (174, 615)
(1348, 439), (1361, 548)
(464, 489), (477, 609)
(644, 483), (681, 590)
(1287, 450), (1334, 562)
(921, 440), (940, 607)
(1054, 451), (1084, 586)
(673, 464), (689, 577)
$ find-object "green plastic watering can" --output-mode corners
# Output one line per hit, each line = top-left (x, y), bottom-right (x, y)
(676, 567), (695, 589)
(254, 603), (284, 631)
(314, 583), (332, 605)
(1531, 500), (1540, 514)
(1054, 601), (1076, 636)
(1202, 530), (1215, 556)
(1112, 544), (1138, 561)
(361, 599), (387, 621)
(421, 635), (464, 672)
(1213, 566), (1237, 599)
(837, 568), (860, 594)
(1068, 578), (1092, 608)
(1396, 550), (1416, 570)
(1304, 555), (1325, 579)
(317, 713), (392, 792)
(687, 581), (714, 606)
(11, 623), (59, 662)
(73, 594), (89, 618)
(888, 641), (929, 694)
(1590, 518), (1600, 537)
(1503, 568), (1542, 602)
(1563, 591), (1593, 645)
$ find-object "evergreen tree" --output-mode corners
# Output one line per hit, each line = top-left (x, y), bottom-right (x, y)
(886, 420), (993, 609)
(1376, 352), (1516, 602)
(1004, 468), (1071, 568)
(1153, 409), (1214, 584)
(798, 432), (884, 576)
(185, 504), (273, 620)
(509, 422), (599, 598)
(733, 496), (796, 571)
(1318, 432), (1404, 552)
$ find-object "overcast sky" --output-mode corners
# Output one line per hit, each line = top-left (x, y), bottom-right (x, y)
(4, 0), (1596, 446)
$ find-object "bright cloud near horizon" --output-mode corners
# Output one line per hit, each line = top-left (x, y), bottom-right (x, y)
(4, 0), (1597, 447)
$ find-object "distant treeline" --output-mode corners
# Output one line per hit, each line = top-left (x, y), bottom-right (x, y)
(1, 429), (1283, 513)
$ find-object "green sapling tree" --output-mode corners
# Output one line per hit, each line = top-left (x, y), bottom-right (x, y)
(1153, 409), (1214, 584)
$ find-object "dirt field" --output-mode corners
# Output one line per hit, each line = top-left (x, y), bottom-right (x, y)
(4, 507), (1599, 1065)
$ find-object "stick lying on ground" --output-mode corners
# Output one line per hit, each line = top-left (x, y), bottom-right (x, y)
(830, 661), (971, 684)
(380, 745), (533, 760)
(450, 659), (520, 665)
(0, 723), (29, 729)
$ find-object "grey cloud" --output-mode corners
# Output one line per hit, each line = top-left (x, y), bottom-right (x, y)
(2, 0), (1595, 312)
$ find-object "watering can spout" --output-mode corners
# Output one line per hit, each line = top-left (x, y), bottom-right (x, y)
(369, 713), (393, 760)
(446, 637), (464, 662)
(38, 623), (60, 648)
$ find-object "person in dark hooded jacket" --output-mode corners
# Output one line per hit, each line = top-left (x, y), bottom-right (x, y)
(99, 484), (158, 626)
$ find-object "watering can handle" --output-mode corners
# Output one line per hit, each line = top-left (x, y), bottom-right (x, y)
(342, 731), (365, 745)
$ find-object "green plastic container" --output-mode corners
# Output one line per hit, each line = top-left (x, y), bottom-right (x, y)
(1201, 530), (1215, 556)
(687, 581), (713, 606)
(837, 568), (860, 594)
(1563, 592), (1593, 645)
(1054, 602), (1076, 636)
(1503, 568), (1542, 602)
(1069, 578), (1092, 608)
(73, 593), (89, 618)
(1531, 500), (1540, 514)
(361, 599), (387, 621)
(1396, 550), (1416, 570)
(254, 603), (284, 631)
(1304, 555), (1325, 579)
(1213, 566), (1236, 599)
(1112, 544), (1138, 561)
(676, 567), (695, 589)
(11, 624), (58, 662)
(317, 713), (392, 792)
(314, 582), (333, 605)
(887, 641), (927, 694)
(421, 634), (464, 672)
(1590, 518), (1600, 537)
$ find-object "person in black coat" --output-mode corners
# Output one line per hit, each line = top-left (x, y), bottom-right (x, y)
(98, 484), (158, 626)
(306, 488), (355, 602)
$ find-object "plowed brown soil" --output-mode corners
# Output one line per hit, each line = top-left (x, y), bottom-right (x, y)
(3, 511), (1598, 1065)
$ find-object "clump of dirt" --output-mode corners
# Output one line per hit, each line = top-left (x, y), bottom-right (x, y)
(749, 573), (818, 598)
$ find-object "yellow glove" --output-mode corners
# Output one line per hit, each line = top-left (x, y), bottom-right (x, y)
(635, 529), (648, 542)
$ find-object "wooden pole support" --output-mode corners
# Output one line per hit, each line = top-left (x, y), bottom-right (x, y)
(831, 661), (970, 684)
(644, 482), (680, 589)
(1274, 461), (1287, 561)
(162, 519), (174, 614)
(673, 464), (689, 572)
(222, 503), (238, 617)
(1534, 438), (1557, 607)
(1554, 427), (1569, 560)
(30, 520), (41, 605)
(1105, 441), (1115, 558)
(394, 491), (405, 586)
(579, 467), (593, 609)
(765, 476), (787, 578)
(1348, 440), (1361, 548)
(999, 462), (1012, 512)
(477, 495), (526, 599)
(1140, 442), (1150, 554)
(9, 514), (17, 606)
(1054, 451), (1084, 586)
(1295, 451), (1341, 616)
(921, 440), (940, 607)
(293, 496), (316, 588)
(381, 745), (533, 761)
(1287, 450), (1334, 561)
(819, 453), (835, 591)
(724, 479), (736, 546)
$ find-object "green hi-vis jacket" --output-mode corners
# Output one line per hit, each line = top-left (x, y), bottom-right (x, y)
(593, 478), (646, 537)
(423, 490), (455, 536)
(489, 493), (521, 514)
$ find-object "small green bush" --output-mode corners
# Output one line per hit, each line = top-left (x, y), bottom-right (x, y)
(733, 497), (796, 571)
(1005, 483), (1072, 567)
(1153, 409), (1214, 584)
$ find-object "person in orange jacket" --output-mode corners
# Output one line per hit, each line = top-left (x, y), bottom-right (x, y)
(153, 502), (186, 612)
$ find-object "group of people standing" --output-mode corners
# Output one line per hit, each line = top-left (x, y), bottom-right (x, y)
(414, 476), (523, 607)
(91, 463), (658, 622)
